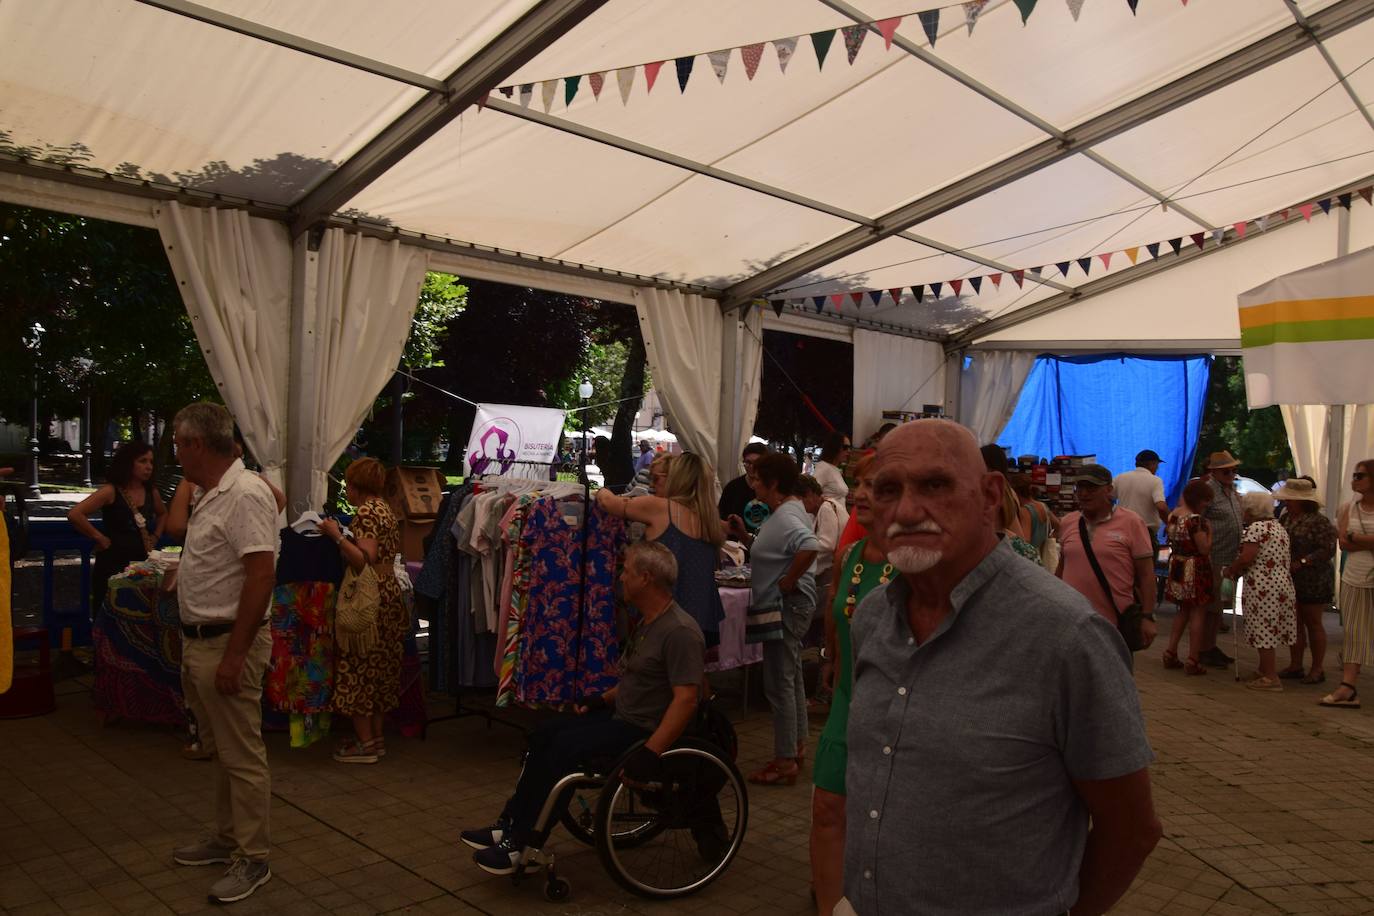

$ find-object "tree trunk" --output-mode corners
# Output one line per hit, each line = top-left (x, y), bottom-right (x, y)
(606, 334), (646, 491)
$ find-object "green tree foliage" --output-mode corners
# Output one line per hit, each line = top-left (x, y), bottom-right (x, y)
(0, 204), (217, 471)
(1195, 355), (1294, 484)
(402, 272), (467, 369)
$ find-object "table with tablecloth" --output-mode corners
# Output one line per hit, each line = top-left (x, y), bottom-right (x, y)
(93, 567), (187, 726)
(705, 586), (761, 673)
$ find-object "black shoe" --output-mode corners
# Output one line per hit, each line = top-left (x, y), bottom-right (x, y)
(473, 836), (522, 876)
(1278, 667), (1305, 680)
(1202, 648), (1232, 668)
(460, 818), (510, 851)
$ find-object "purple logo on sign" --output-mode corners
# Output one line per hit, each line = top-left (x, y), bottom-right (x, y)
(469, 417), (521, 475)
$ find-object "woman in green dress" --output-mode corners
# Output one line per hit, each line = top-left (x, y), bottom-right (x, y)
(810, 455), (890, 916)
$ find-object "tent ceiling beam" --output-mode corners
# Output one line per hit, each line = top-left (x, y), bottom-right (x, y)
(946, 172), (1374, 351)
(769, 305), (948, 343)
(1079, 150), (1215, 228)
(286, 0), (609, 237)
(485, 100), (1074, 304)
(132, 0), (448, 92)
(723, 0), (1374, 308)
(968, 340), (1242, 355)
(1285, 0), (1374, 134)
(819, 0), (1216, 229)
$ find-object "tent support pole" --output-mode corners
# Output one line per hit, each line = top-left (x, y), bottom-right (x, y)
(718, 314), (742, 480)
(945, 350), (965, 424)
(1326, 204), (1354, 515)
(285, 235), (320, 519)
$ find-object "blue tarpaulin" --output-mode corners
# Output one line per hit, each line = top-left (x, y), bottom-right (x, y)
(998, 353), (1212, 506)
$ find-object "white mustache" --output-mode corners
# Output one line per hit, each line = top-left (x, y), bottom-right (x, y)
(887, 521), (943, 537)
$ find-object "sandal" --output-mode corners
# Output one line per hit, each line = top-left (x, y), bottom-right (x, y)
(1300, 671), (1327, 685)
(1319, 682), (1361, 709)
(1246, 676), (1283, 692)
(375, 737), (387, 759)
(1184, 658), (1208, 676)
(333, 740), (380, 764)
(1162, 650), (1183, 670)
(747, 761), (799, 786)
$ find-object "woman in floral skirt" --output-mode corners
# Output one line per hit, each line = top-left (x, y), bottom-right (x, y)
(1163, 479), (1215, 675)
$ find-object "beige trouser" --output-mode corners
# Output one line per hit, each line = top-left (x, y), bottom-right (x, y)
(181, 626), (273, 861)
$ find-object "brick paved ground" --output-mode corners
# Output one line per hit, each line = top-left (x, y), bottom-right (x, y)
(4, 608), (1374, 915)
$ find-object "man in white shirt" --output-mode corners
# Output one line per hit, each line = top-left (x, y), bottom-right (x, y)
(168, 403), (279, 905)
(796, 475), (846, 592)
(1114, 449), (1170, 559)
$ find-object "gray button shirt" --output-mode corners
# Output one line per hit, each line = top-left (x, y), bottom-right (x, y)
(1205, 478), (1243, 568)
(845, 540), (1154, 916)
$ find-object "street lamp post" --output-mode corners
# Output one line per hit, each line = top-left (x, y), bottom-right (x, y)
(76, 357), (94, 487)
(578, 379), (593, 482)
(24, 323), (45, 499)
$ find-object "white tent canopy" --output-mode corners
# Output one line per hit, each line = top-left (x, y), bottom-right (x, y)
(3, 0), (1373, 509)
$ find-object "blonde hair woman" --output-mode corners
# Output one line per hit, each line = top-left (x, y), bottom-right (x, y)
(597, 451), (725, 638)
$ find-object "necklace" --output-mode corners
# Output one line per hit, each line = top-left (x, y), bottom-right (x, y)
(845, 556), (893, 619)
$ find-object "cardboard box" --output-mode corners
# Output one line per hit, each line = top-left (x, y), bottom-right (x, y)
(386, 465), (444, 520)
(398, 518), (436, 563)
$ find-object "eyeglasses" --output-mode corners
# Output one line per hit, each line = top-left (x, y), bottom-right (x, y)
(1355, 472), (1369, 481)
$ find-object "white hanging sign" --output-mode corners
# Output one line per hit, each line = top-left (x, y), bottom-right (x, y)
(464, 403), (567, 478)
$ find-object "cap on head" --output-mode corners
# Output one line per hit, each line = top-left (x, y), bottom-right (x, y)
(1135, 449), (1162, 466)
(1074, 465), (1113, 488)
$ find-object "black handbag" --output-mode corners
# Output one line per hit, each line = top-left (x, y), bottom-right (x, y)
(1078, 515), (1145, 652)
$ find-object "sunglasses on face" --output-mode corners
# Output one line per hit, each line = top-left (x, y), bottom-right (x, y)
(1355, 472), (1369, 481)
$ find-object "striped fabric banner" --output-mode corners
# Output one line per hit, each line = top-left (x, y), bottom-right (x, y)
(1239, 245), (1374, 408)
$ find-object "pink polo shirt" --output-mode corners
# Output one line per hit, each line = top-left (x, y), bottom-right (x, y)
(1059, 507), (1153, 623)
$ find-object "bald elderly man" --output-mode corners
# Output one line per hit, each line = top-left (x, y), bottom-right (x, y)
(840, 420), (1160, 916)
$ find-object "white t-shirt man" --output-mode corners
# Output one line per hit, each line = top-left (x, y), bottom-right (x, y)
(1113, 466), (1167, 535)
(179, 459), (279, 625)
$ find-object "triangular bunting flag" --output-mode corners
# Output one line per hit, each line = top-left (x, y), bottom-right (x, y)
(911, 285), (925, 303)
(1211, 228), (1225, 246)
(708, 49), (731, 83)
(564, 74), (581, 107)
(1029, 266), (1043, 278)
(918, 10), (940, 46)
(1055, 261), (1071, 278)
(989, 273), (1002, 289)
(1066, 0), (1086, 20)
(849, 291), (865, 307)
(1168, 238), (1183, 255)
(541, 79), (557, 112)
(868, 290), (884, 306)
(1233, 221), (1247, 238)
(771, 299), (785, 317)
(1299, 203), (1315, 221)
(1360, 187), (1373, 205)
(1146, 242), (1161, 259)
(842, 24), (867, 64)
(644, 61), (665, 93)
(1190, 232), (1205, 251)
(1013, 0), (1039, 24)
(617, 68), (635, 104)
(950, 278), (963, 296)
(1012, 270), (1025, 288)
(675, 56), (694, 93)
(1127, 0), (1139, 13)
(476, 90), (490, 110)
(1099, 252), (1113, 270)
(1280, 208), (1290, 222)
(588, 72), (604, 100)
(888, 288), (904, 305)
(963, 1), (990, 34)
(830, 293), (846, 309)
(930, 281), (944, 299)
(499, 86), (514, 98)
(811, 30), (836, 69)
(1318, 198), (1332, 215)
(1125, 247), (1139, 264)
(1077, 257), (1092, 277)
(773, 37), (799, 74)
(813, 296), (826, 313)
(877, 17), (902, 49)
(1257, 214), (1270, 232)
(1339, 193), (1353, 209)
(519, 83), (533, 108)
(741, 43), (765, 80)
(969, 276), (982, 295)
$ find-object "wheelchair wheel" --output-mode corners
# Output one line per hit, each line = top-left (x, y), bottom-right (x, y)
(594, 738), (748, 899)
(561, 783), (666, 849)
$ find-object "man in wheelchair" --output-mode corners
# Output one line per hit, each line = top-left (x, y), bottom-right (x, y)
(461, 540), (707, 876)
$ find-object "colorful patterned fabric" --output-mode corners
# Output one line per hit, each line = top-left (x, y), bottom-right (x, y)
(332, 499), (409, 717)
(496, 496), (537, 706)
(1008, 534), (1042, 565)
(1241, 519), (1297, 650)
(1167, 514), (1215, 605)
(266, 581), (335, 714)
(1283, 509), (1336, 604)
(513, 498), (626, 707)
(94, 574), (186, 726)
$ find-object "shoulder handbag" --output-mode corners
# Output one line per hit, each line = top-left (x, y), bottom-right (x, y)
(1078, 515), (1146, 652)
(336, 562), (381, 655)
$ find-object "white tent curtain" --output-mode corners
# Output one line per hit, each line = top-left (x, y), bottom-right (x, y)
(851, 330), (946, 442)
(154, 202), (291, 486)
(635, 287), (722, 467)
(734, 306), (764, 472)
(959, 350), (1037, 444)
(300, 229), (430, 511)
(1280, 405), (1328, 482)
(1282, 404), (1374, 514)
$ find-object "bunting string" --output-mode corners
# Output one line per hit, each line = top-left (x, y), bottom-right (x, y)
(764, 183), (1374, 317)
(484, 0), (1200, 111)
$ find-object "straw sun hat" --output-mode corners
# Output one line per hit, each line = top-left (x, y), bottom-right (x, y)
(1273, 477), (1323, 506)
